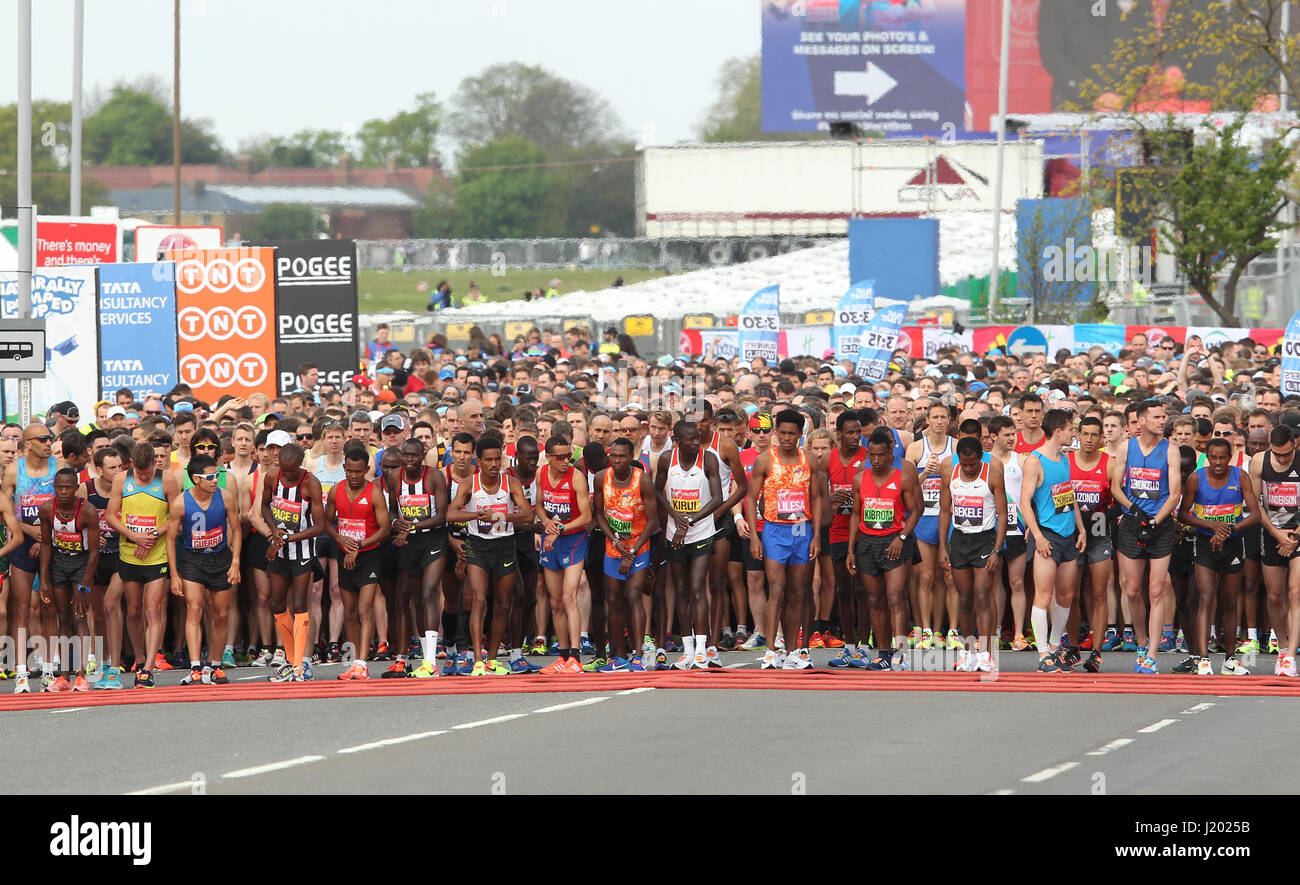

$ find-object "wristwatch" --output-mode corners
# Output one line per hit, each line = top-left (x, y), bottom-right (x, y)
(899, 532), (909, 541)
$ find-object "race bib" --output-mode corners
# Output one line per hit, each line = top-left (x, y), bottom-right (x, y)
(861, 496), (895, 529)
(189, 526), (224, 550)
(18, 492), (51, 523)
(1072, 480), (1104, 513)
(670, 488), (700, 514)
(606, 505), (634, 539)
(1007, 499), (1022, 535)
(1265, 482), (1300, 510)
(1127, 466), (1163, 500)
(338, 517), (368, 543)
(953, 494), (985, 528)
(125, 513), (158, 534)
(270, 495), (303, 526)
(53, 528), (83, 552)
(542, 489), (573, 522)
(1197, 502), (1239, 525)
(1050, 481), (1076, 514)
(477, 502), (509, 535)
(832, 482), (854, 516)
(921, 475), (941, 506)
(399, 492), (432, 521)
(775, 488), (808, 522)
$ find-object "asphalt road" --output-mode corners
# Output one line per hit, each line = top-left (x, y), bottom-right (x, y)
(2, 647), (1297, 795)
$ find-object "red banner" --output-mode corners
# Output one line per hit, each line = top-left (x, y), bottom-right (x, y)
(36, 219), (118, 266)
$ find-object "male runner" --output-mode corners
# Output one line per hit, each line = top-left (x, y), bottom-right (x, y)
(938, 437), (1006, 671)
(106, 442), (180, 688)
(846, 427), (922, 669)
(83, 447), (124, 687)
(1110, 398), (1182, 674)
(327, 442), (391, 681)
(1250, 424), (1300, 676)
(591, 437), (658, 672)
(390, 437), (450, 674)
(1020, 409), (1087, 672)
(826, 411), (868, 667)
(441, 432), (477, 674)
(256, 440), (326, 682)
(1014, 393), (1046, 453)
(1069, 415), (1113, 671)
(507, 436), (547, 671)
(1178, 437), (1258, 675)
(535, 435), (592, 671)
(989, 416), (1030, 650)
(311, 420), (347, 664)
(905, 400), (955, 649)
(693, 402), (749, 653)
(446, 435), (534, 675)
(165, 454), (241, 686)
(3, 423), (58, 688)
(748, 409), (825, 670)
(657, 420), (724, 669)
(734, 412), (772, 650)
(37, 469), (100, 691)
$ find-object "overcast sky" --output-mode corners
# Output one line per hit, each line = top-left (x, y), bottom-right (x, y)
(2, 0), (757, 155)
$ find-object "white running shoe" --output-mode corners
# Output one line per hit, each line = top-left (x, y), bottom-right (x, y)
(250, 649), (273, 667)
(1222, 657), (1250, 676)
(760, 649), (779, 669)
(1279, 655), (1297, 677)
(13, 672), (29, 694)
(692, 649), (708, 670)
(953, 650), (972, 672)
(975, 651), (995, 672)
(1196, 657), (1215, 676)
(672, 654), (693, 671)
(774, 632), (786, 652)
(270, 649), (287, 668)
(782, 648), (813, 670)
(739, 632), (764, 651)
(85, 654), (98, 674)
(706, 646), (723, 669)
(269, 663), (295, 683)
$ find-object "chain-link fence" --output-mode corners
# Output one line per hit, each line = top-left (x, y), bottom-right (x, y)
(356, 236), (827, 272)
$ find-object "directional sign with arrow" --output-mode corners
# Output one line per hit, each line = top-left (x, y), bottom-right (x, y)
(834, 62), (898, 106)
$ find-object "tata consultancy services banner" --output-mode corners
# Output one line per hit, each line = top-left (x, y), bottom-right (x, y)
(761, 0), (966, 134)
(0, 267), (99, 418)
(97, 262), (178, 399)
(739, 285), (780, 367)
(268, 240), (359, 394)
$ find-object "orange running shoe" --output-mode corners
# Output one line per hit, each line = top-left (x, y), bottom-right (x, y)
(809, 632), (825, 649)
(540, 658), (569, 675)
(153, 653), (175, 672)
(563, 657), (583, 674)
(822, 634), (845, 648)
(72, 675), (89, 692)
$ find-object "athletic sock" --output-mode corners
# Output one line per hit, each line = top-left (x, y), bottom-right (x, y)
(421, 631), (438, 663)
(682, 635), (696, 660)
(224, 644), (234, 655)
(696, 634), (707, 656)
(291, 613), (310, 670)
(510, 647), (522, 662)
(1049, 603), (1070, 649)
(274, 612), (294, 657)
(1248, 628), (1259, 641)
(1031, 607), (1050, 653)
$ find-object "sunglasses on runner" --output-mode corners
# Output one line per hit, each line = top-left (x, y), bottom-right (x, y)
(193, 443), (218, 451)
(195, 471), (220, 482)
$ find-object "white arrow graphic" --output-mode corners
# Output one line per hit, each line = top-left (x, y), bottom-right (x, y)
(834, 61), (898, 105)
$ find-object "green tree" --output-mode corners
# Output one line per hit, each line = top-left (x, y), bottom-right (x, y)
(449, 64), (622, 153)
(247, 203), (316, 241)
(240, 130), (349, 171)
(83, 80), (225, 165)
(548, 139), (637, 236)
(451, 137), (559, 237)
(0, 100), (109, 214)
(697, 55), (824, 142)
(356, 92), (443, 167)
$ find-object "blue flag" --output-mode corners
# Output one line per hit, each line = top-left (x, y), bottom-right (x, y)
(739, 284), (780, 367)
(855, 304), (907, 382)
(833, 280), (876, 363)
(1283, 311), (1300, 397)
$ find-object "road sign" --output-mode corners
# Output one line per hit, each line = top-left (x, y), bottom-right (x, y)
(0, 319), (47, 378)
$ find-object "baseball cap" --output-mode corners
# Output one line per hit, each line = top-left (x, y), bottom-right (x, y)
(438, 367), (455, 380)
(376, 389), (398, 403)
(839, 383), (857, 397)
(107, 406), (126, 418)
(51, 401), (78, 418)
(380, 413), (408, 432)
(968, 381), (988, 393)
(254, 412), (282, 426)
(1281, 412), (1300, 431)
(265, 430), (292, 447)
(173, 401), (194, 413)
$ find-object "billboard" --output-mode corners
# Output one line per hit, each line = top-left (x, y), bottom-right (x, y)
(135, 225), (224, 261)
(35, 217), (118, 267)
(97, 262), (178, 399)
(171, 247), (277, 402)
(0, 267), (100, 419)
(269, 240), (360, 393)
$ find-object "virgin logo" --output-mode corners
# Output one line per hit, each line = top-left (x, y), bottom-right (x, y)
(177, 305), (267, 341)
(895, 330), (913, 358)
(175, 257), (266, 295)
(179, 352), (268, 389)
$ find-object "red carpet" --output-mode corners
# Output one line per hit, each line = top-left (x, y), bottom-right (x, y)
(2, 668), (1298, 711)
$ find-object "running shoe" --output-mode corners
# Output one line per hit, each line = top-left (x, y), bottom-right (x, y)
(654, 649), (669, 671)
(782, 648), (813, 670)
(540, 658), (569, 675)
(1174, 630), (1190, 654)
(891, 650), (912, 671)
(1082, 651), (1103, 673)
(706, 647), (723, 669)
(1133, 655), (1158, 675)
(1078, 632), (1094, 650)
(13, 672), (30, 693)
(975, 651), (996, 672)
(268, 664), (295, 683)
(548, 638), (562, 656)
(0, 669), (8, 681)
(809, 632), (825, 649)
(412, 660), (439, 678)
(455, 652), (475, 676)
(470, 661), (488, 677)
(250, 648), (273, 667)
(865, 654), (892, 671)
(1011, 634), (1030, 652)
(326, 642), (342, 663)
(1236, 638), (1260, 655)
(692, 648), (708, 670)
(407, 638), (423, 659)
(672, 653), (693, 671)
(301, 660), (314, 681)
(774, 631), (786, 652)
(563, 657), (583, 674)
(153, 652), (175, 672)
(1120, 628), (1138, 652)
(1268, 636), (1280, 655)
(180, 666), (203, 686)
(382, 660), (410, 679)
(739, 632), (766, 651)
(85, 654), (98, 674)
(953, 650), (974, 672)
(528, 637), (548, 656)
(1171, 656), (1198, 674)
(1157, 631), (1176, 653)
(1278, 654), (1297, 677)
(220, 648), (236, 669)
(1059, 645), (1082, 670)
(663, 636), (682, 653)
(1197, 657), (1215, 676)
(598, 657), (629, 673)
(918, 629), (935, 650)
(907, 626), (921, 648)
(822, 633), (845, 649)
(827, 648), (854, 669)
(627, 656), (647, 673)
(72, 675), (89, 692)
(1221, 657), (1250, 676)
(38, 672), (54, 692)
(1100, 629), (1121, 652)
(760, 650), (782, 670)
(374, 642), (392, 661)
(1037, 653), (1063, 674)
(338, 661), (369, 680)
(579, 637), (596, 656)
(849, 648), (873, 669)
(210, 666), (229, 685)
(582, 656), (609, 673)
(98, 667), (122, 690)
(733, 626), (749, 646)
(505, 658), (532, 675)
(135, 669), (155, 688)
(200, 665), (215, 685)
(719, 630), (736, 651)
(271, 648), (288, 668)
(47, 675), (71, 692)
(946, 630), (964, 651)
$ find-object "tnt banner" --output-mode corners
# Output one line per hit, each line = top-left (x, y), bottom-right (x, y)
(1282, 312), (1300, 398)
(97, 262), (178, 399)
(856, 304), (907, 382)
(832, 280), (875, 362)
(171, 247), (277, 401)
(269, 240), (359, 393)
(0, 267), (99, 420)
(739, 285), (780, 367)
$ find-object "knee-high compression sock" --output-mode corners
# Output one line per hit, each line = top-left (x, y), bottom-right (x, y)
(1048, 603), (1071, 650)
(1031, 607), (1050, 654)
(274, 611), (294, 657)
(292, 612), (310, 670)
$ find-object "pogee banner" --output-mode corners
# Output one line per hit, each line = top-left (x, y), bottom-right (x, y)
(268, 240), (359, 393)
